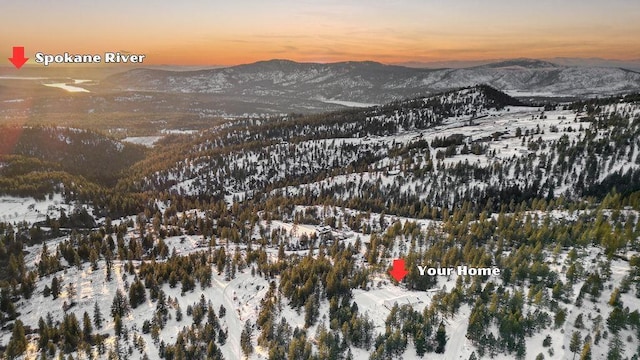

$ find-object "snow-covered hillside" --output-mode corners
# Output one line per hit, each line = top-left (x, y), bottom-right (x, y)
(1, 87), (640, 360)
(1, 201), (639, 359)
(133, 86), (640, 217)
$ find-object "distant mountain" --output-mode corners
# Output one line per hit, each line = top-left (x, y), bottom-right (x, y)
(396, 57), (640, 71)
(102, 59), (640, 111)
(102, 60), (432, 106)
(543, 57), (640, 71)
(475, 59), (561, 69)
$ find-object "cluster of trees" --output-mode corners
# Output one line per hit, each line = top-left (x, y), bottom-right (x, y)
(33, 310), (105, 356)
(0, 126), (152, 217)
(0, 126), (145, 187)
(0, 222), (39, 308)
(4, 304), (109, 360)
(431, 133), (465, 148)
(466, 285), (546, 358)
(255, 241), (374, 358)
(138, 251), (214, 295)
(157, 295), (226, 360)
(370, 303), (446, 358)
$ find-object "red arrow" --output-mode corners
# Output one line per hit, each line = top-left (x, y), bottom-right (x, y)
(389, 258), (409, 282)
(9, 46), (29, 69)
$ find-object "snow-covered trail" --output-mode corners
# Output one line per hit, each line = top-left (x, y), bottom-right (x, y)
(215, 276), (244, 360)
(443, 305), (471, 360)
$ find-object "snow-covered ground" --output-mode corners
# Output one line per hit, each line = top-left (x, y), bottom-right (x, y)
(0, 194), (73, 224)
(122, 136), (163, 147)
(319, 99), (378, 108)
(2, 88), (639, 359)
(1, 195), (638, 359)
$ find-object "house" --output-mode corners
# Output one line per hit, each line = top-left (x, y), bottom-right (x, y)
(317, 225), (332, 237)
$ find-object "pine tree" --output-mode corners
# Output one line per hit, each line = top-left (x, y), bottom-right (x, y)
(609, 287), (621, 306)
(580, 341), (592, 360)
(129, 278), (146, 308)
(415, 328), (427, 357)
(67, 283), (76, 303)
(607, 307), (625, 334)
(83, 311), (93, 343)
(176, 302), (183, 322)
(224, 256), (232, 281)
(435, 323), (447, 353)
(575, 313), (584, 329)
(51, 276), (61, 299)
(94, 301), (103, 328)
(570, 331), (582, 360)
(218, 328), (227, 345)
(304, 294), (318, 328)
(240, 320), (254, 358)
(207, 340), (222, 359)
(554, 307), (566, 328)
(155, 290), (169, 328)
(111, 289), (130, 319)
(114, 314), (123, 337)
(62, 313), (81, 353)
(606, 334), (624, 360)
(5, 319), (27, 359)
(37, 317), (49, 350)
(90, 249), (99, 271)
(208, 304), (220, 330)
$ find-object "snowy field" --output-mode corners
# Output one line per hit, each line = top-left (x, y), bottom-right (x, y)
(122, 136), (163, 147)
(0, 194), (74, 224)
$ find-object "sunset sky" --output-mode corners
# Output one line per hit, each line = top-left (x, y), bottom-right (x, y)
(2, 0), (640, 66)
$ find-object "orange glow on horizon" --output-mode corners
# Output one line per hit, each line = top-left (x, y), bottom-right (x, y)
(2, 1), (639, 66)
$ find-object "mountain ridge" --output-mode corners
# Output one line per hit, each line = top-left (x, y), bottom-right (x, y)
(102, 58), (640, 112)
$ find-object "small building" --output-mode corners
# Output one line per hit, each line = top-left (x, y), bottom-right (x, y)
(317, 225), (332, 237)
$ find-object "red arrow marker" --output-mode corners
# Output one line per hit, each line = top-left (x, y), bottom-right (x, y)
(9, 46), (29, 69)
(389, 258), (409, 282)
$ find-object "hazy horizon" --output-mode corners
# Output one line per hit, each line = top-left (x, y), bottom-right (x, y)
(2, 56), (640, 74)
(2, 0), (640, 66)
